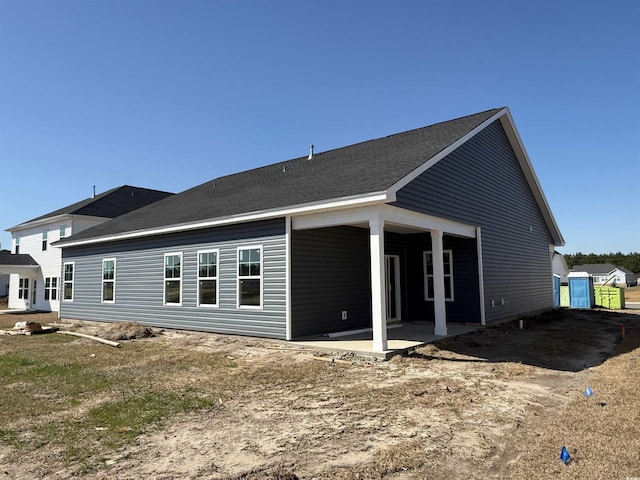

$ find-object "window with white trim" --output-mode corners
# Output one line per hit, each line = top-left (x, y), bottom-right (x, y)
(164, 253), (182, 305)
(42, 229), (48, 251)
(424, 250), (454, 301)
(18, 278), (29, 300)
(63, 263), (74, 301)
(198, 249), (218, 307)
(238, 246), (262, 308)
(14, 236), (20, 254)
(102, 258), (116, 303)
(45, 277), (58, 301)
(59, 225), (67, 238)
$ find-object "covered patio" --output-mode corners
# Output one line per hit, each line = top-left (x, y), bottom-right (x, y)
(289, 204), (486, 353)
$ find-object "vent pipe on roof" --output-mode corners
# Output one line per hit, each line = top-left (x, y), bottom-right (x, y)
(92, 185), (96, 198)
(308, 144), (314, 160)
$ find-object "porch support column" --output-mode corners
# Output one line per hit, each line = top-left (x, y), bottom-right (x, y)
(370, 215), (387, 352)
(430, 229), (448, 336)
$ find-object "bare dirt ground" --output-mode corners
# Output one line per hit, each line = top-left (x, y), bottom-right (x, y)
(1, 306), (639, 479)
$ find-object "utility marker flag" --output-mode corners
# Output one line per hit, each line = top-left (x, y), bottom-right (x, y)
(560, 446), (571, 464)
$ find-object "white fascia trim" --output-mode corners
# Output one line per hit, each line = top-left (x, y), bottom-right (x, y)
(0, 265), (41, 275)
(380, 205), (477, 238)
(292, 204), (477, 238)
(387, 108), (508, 197)
(6, 214), (108, 233)
(498, 109), (565, 246)
(58, 192), (390, 248)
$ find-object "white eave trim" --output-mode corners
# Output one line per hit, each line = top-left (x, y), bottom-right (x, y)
(388, 107), (565, 247)
(387, 108), (507, 196)
(6, 214), (109, 233)
(56, 191), (390, 247)
(498, 109), (565, 246)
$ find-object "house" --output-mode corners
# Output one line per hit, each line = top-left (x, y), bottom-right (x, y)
(552, 251), (569, 284)
(2, 186), (174, 312)
(56, 108), (564, 353)
(570, 263), (637, 287)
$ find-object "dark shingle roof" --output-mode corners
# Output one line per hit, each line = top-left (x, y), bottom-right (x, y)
(18, 185), (174, 226)
(0, 250), (38, 266)
(571, 263), (632, 275)
(59, 109), (503, 244)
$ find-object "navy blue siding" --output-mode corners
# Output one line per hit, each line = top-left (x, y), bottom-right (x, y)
(61, 219), (287, 339)
(394, 120), (554, 323)
(291, 226), (371, 338)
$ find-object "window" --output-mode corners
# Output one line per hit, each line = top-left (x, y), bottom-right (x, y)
(164, 253), (182, 305)
(18, 278), (29, 300)
(238, 247), (262, 308)
(60, 225), (67, 238)
(102, 259), (116, 303)
(45, 277), (58, 301)
(15, 236), (20, 254)
(198, 250), (218, 307)
(42, 229), (48, 251)
(63, 262), (74, 301)
(424, 250), (454, 301)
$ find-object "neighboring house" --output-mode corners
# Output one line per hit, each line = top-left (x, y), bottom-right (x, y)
(571, 263), (637, 287)
(56, 107), (564, 352)
(0, 250), (14, 297)
(552, 251), (569, 284)
(2, 186), (174, 312)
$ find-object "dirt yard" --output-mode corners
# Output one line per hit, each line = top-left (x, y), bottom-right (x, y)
(1, 307), (639, 479)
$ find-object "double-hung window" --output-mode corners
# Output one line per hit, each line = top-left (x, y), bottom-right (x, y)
(45, 277), (58, 300)
(59, 225), (67, 238)
(102, 259), (116, 303)
(42, 229), (48, 251)
(424, 250), (454, 301)
(18, 278), (29, 300)
(63, 262), (74, 301)
(15, 236), (20, 254)
(238, 246), (262, 308)
(198, 249), (218, 307)
(164, 253), (182, 305)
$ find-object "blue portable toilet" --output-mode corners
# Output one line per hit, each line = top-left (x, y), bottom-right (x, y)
(553, 275), (561, 307)
(568, 272), (594, 309)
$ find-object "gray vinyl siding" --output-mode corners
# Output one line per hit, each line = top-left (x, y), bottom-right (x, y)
(291, 226), (371, 338)
(61, 219), (287, 339)
(394, 120), (554, 323)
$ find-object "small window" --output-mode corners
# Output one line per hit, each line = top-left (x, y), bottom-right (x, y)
(164, 253), (182, 305)
(238, 246), (262, 308)
(424, 250), (454, 301)
(42, 229), (48, 251)
(198, 250), (218, 307)
(15, 236), (20, 255)
(60, 225), (67, 238)
(18, 278), (29, 300)
(102, 259), (116, 303)
(44, 277), (58, 301)
(63, 262), (74, 301)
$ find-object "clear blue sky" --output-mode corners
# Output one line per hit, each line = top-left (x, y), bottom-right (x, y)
(1, 0), (638, 254)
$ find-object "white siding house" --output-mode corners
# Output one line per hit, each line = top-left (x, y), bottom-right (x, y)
(3, 186), (173, 312)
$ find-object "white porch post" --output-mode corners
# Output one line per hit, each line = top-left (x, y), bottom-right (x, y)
(430, 229), (447, 336)
(370, 216), (387, 352)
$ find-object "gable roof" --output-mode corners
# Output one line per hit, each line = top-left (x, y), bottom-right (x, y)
(7, 185), (174, 231)
(57, 108), (564, 247)
(0, 250), (38, 266)
(571, 263), (634, 275)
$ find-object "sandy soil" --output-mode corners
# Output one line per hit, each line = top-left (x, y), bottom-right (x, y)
(1, 307), (639, 479)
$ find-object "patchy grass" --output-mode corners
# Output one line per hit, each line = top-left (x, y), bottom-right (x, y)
(0, 333), (233, 469)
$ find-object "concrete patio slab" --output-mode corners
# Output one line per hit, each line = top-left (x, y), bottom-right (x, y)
(292, 321), (481, 360)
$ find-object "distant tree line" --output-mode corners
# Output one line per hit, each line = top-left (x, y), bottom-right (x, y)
(564, 252), (640, 273)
